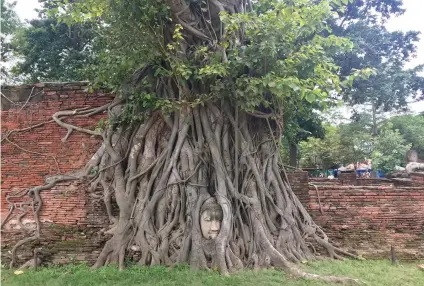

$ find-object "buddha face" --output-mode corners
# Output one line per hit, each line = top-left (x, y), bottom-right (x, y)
(200, 198), (223, 240)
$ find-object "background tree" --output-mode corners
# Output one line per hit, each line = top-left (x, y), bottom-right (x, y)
(3, 0), (366, 282)
(283, 101), (325, 167)
(11, 14), (96, 82)
(337, 113), (373, 165)
(294, 0), (423, 168)
(299, 125), (342, 170)
(371, 123), (411, 173)
(332, 0), (424, 135)
(1, 0), (21, 83)
(388, 114), (424, 159)
(299, 115), (373, 170)
(298, 113), (422, 174)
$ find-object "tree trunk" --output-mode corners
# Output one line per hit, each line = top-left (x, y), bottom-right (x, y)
(289, 143), (298, 168)
(371, 101), (378, 136)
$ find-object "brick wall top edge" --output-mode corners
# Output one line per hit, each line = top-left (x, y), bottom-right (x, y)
(2, 81), (90, 89)
(308, 185), (424, 191)
(1, 83), (114, 111)
(410, 172), (424, 177)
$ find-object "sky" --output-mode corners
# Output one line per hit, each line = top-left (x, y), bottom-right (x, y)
(9, 0), (424, 113)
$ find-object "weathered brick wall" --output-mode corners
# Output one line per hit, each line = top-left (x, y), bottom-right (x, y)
(1, 83), (113, 266)
(288, 172), (424, 260)
(1, 82), (112, 211)
(286, 171), (309, 205)
(411, 172), (424, 183)
(1, 181), (110, 265)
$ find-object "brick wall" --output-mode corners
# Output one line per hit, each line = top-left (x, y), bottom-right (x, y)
(288, 172), (424, 260)
(1, 82), (112, 213)
(1, 181), (110, 265)
(286, 170), (310, 206)
(1, 83), (113, 265)
(411, 172), (424, 183)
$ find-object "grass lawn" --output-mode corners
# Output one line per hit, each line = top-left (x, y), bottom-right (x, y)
(1, 259), (423, 286)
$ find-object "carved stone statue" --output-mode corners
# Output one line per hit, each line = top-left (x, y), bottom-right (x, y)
(200, 197), (223, 240)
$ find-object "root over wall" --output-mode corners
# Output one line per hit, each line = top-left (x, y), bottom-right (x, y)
(1, 83), (423, 266)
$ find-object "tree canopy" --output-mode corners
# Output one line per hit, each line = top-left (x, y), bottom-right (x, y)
(388, 114), (424, 158)
(299, 112), (423, 173)
(331, 0), (424, 135)
(11, 17), (96, 83)
(337, 22), (424, 112)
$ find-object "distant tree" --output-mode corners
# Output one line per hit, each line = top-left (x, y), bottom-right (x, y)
(1, 0), (21, 83)
(332, 0), (424, 135)
(371, 124), (411, 173)
(299, 125), (342, 169)
(334, 0), (405, 24)
(388, 114), (424, 159)
(338, 119), (373, 166)
(11, 17), (96, 82)
(283, 102), (325, 167)
(300, 113), (374, 169)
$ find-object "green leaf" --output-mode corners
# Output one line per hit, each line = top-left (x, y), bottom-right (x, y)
(305, 92), (316, 103)
(288, 83), (300, 91)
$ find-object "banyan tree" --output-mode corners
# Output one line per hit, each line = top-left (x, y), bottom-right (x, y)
(4, 0), (369, 283)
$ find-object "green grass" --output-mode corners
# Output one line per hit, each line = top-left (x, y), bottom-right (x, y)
(1, 260), (423, 286)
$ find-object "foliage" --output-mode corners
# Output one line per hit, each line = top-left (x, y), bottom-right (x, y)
(283, 102), (325, 143)
(9, 0), (378, 139)
(40, 0), (368, 118)
(336, 22), (424, 112)
(331, 0), (424, 122)
(299, 112), (418, 173)
(337, 114), (374, 164)
(299, 115), (373, 169)
(1, 0), (21, 83)
(2, 260), (423, 286)
(11, 16), (96, 83)
(299, 125), (342, 169)
(334, 0), (405, 23)
(371, 123), (411, 173)
(388, 114), (424, 159)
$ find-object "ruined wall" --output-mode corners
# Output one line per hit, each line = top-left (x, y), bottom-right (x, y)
(288, 171), (424, 260)
(1, 181), (110, 265)
(1, 83), (113, 265)
(411, 172), (424, 183)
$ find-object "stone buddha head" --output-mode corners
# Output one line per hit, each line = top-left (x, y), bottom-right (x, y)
(200, 197), (223, 240)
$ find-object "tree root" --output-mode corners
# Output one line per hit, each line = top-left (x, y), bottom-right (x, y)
(3, 175), (80, 268)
